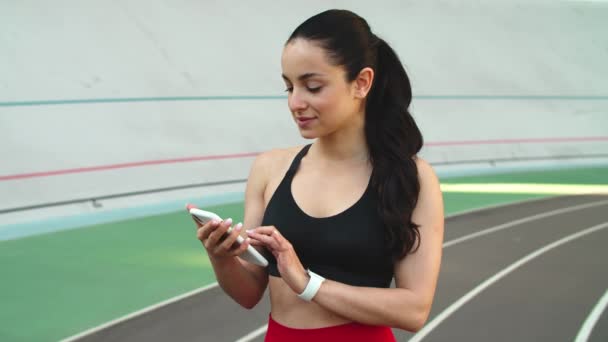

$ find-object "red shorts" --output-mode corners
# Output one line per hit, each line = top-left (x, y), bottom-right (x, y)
(264, 314), (396, 342)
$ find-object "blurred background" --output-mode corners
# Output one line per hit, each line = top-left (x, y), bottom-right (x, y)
(1, 1), (607, 341)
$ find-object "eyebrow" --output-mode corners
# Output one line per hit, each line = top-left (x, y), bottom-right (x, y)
(281, 73), (323, 82)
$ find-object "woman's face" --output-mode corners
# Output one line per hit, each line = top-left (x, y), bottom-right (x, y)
(281, 39), (363, 139)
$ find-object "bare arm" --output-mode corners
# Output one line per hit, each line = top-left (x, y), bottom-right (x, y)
(248, 158), (444, 330)
(197, 152), (272, 309)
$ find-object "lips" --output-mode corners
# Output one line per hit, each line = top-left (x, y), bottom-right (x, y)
(296, 116), (316, 128)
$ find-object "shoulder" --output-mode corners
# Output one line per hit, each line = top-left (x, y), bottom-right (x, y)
(413, 156), (439, 187)
(247, 145), (308, 200)
(250, 145), (308, 181)
(253, 145), (303, 167)
(412, 156), (444, 220)
(253, 145), (305, 170)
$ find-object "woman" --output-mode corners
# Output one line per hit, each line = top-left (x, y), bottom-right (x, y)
(195, 9), (444, 341)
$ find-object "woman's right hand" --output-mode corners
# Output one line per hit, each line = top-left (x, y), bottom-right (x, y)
(194, 218), (251, 261)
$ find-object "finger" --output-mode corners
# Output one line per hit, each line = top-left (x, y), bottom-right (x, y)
(247, 226), (284, 245)
(248, 226), (278, 236)
(247, 238), (263, 246)
(196, 220), (221, 241)
(247, 237), (269, 249)
(206, 218), (233, 247)
(230, 237), (251, 256)
(247, 236), (272, 252)
(216, 222), (243, 253)
(247, 230), (281, 250)
(267, 231), (291, 253)
(271, 231), (290, 250)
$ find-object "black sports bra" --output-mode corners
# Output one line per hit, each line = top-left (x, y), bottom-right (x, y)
(260, 144), (394, 288)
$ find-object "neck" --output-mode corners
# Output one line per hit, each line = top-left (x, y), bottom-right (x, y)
(312, 111), (369, 163)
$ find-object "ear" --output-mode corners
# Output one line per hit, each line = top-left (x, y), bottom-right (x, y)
(353, 67), (374, 99)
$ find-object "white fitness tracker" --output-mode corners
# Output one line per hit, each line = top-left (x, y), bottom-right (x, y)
(298, 269), (325, 302)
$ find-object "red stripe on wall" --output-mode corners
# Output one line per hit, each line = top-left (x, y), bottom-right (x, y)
(1, 137), (607, 182)
(0, 152), (260, 181)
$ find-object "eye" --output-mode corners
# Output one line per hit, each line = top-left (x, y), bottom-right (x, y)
(284, 87), (293, 93)
(307, 86), (322, 93)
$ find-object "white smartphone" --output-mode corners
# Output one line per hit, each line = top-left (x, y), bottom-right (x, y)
(187, 204), (269, 267)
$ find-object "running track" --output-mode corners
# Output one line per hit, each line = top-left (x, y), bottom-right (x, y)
(65, 195), (608, 342)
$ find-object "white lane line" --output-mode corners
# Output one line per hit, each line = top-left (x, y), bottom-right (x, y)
(444, 198), (608, 247)
(60, 283), (219, 342)
(574, 289), (608, 342)
(236, 198), (608, 342)
(234, 324), (269, 342)
(56, 199), (538, 342)
(409, 221), (608, 342)
(64, 197), (608, 342)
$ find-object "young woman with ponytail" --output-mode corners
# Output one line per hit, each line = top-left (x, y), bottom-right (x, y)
(194, 9), (444, 341)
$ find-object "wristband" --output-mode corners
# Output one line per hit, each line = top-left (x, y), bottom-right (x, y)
(298, 269), (325, 302)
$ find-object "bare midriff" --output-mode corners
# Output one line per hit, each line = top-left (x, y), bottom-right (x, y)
(268, 276), (352, 329)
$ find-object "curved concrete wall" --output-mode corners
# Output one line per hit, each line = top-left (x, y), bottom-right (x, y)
(1, 1), (607, 220)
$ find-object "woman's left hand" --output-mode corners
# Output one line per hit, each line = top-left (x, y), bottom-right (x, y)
(246, 226), (309, 294)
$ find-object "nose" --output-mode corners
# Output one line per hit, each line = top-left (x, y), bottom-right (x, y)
(288, 89), (308, 113)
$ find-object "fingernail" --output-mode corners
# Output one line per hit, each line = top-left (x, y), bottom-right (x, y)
(235, 223), (243, 231)
(225, 218), (233, 225)
(246, 229), (253, 234)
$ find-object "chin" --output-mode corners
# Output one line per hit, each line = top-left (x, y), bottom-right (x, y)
(298, 128), (319, 140)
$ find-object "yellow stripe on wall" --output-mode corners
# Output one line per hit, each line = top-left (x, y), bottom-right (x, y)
(440, 183), (608, 195)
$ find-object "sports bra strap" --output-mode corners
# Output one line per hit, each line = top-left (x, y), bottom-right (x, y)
(286, 144), (312, 177)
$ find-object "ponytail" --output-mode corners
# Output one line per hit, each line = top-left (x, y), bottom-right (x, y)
(366, 36), (424, 260)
